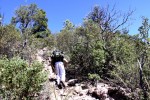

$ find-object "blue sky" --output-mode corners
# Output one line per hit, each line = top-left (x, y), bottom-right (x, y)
(0, 0), (150, 35)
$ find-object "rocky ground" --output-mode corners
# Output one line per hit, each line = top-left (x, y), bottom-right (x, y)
(35, 48), (137, 100)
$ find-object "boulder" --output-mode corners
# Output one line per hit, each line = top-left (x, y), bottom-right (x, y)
(67, 79), (78, 86)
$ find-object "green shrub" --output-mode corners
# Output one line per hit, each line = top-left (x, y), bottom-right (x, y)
(88, 73), (101, 86)
(88, 73), (101, 81)
(0, 56), (47, 99)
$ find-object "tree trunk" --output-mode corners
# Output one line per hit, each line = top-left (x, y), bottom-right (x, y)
(138, 59), (148, 99)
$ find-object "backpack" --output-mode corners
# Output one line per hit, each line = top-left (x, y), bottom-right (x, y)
(52, 50), (64, 58)
(51, 50), (64, 66)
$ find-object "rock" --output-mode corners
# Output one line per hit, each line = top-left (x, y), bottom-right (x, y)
(96, 83), (108, 88)
(74, 85), (82, 94)
(79, 89), (89, 96)
(81, 84), (89, 90)
(88, 87), (95, 94)
(67, 79), (78, 86)
(108, 87), (133, 100)
(87, 83), (109, 100)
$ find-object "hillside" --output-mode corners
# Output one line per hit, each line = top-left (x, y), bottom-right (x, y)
(35, 48), (139, 100)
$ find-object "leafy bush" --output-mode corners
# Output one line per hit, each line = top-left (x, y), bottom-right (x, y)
(88, 73), (101, 86)
(0, 57), (47, 99)
(0, 24), (21, 58)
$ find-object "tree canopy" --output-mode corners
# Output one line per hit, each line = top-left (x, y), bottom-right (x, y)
(11, 4), (50, 38)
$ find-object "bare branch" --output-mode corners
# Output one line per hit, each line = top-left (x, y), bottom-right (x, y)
(113, 10), (133, 31)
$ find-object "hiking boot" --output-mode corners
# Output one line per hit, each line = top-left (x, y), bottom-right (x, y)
(58, 84), (63, 89)
(55, 81), (58, 86)
(55, 81), (63, 89)
(60, 81), (66, 89)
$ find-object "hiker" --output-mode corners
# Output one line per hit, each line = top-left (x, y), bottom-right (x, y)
(50, 50), (68, 89)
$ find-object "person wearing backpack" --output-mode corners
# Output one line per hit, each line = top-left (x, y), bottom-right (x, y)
(51, 50), (68, 89)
